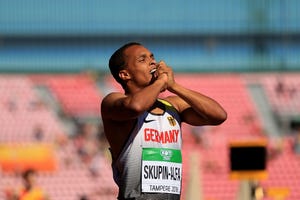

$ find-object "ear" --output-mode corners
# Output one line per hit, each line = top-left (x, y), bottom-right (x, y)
(119, 69), (131, 81)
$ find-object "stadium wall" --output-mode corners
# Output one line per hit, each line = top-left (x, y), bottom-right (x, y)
(0, 0), (299, 72)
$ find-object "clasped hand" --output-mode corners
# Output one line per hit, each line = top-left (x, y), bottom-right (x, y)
(155, 61), (175, 92)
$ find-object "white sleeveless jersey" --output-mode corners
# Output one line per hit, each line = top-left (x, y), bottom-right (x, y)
(111, 99), (182, 199)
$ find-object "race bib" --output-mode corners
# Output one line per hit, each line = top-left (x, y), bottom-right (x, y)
(141, 148), (182, 194)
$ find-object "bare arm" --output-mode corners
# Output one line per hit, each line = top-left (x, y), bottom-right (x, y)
(166, 85), (227, 126)
(160, 61), (227, 126)
(101, 76), (167, 121)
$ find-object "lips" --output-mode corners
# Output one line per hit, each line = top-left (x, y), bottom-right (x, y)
(149, 68), (157, 84)
(150, 68), (157, 74)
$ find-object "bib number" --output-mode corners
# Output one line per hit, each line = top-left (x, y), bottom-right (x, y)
(141, 148), (182, 194)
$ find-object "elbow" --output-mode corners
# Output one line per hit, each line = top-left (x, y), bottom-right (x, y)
(212, 110), (227, 125)
(219, 110), (227, 125)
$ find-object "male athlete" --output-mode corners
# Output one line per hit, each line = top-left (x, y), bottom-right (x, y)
(101, 42), (227, 200)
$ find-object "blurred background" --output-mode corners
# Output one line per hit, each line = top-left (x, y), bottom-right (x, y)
(0, 0), (299, 199)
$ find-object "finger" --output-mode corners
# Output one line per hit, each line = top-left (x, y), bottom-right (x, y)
(158, 60), (165, 67)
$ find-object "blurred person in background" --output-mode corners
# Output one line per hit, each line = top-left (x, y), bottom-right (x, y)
(101, 42), (227, 200)
(18, 169), (49, 200)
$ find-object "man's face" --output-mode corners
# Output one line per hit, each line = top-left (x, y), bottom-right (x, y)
(123, 45), (157, 87)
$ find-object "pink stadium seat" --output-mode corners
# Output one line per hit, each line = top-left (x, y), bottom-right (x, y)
(1, 73), (300, 200)
(30, 73), (102, 117)
(0, 74), (116, 200)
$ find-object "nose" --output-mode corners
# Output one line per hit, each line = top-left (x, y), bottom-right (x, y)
(150, 57), (156, 66)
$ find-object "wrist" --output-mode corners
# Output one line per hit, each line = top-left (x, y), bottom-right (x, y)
(155, 79), (167, 92)
(168, 82), (181, 93)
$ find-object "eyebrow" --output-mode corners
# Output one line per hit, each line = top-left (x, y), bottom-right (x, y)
(136, 53), (154, 60)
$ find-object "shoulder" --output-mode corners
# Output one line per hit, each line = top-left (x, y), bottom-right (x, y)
(101, 92), (125, 107)
(101, 92), (124, 116)
(102, 92), (125, 102)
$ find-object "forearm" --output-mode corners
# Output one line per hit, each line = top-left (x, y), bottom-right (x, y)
(125, 79), (166, 112)
(169, 83), (227, 124)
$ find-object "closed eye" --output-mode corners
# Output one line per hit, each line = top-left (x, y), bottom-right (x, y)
(137, 56), (146, 62)
(137, 53), (155, 63)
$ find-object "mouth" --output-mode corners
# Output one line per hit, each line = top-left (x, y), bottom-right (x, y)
(149, 68), (157, 84)
(150, 68), (157, 74)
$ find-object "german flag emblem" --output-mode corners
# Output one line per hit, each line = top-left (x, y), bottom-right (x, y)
(167, 116), (176, 126)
